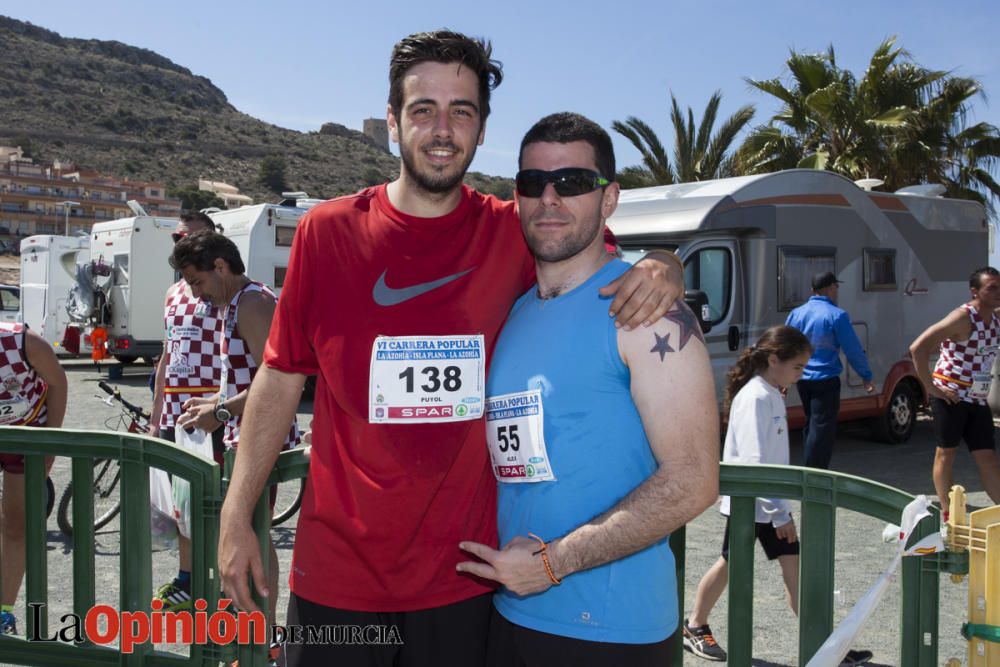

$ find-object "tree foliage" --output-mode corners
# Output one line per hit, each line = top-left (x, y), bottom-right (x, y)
(258, 156), (288, 194)
(613, 91), (755, 186)
(168, 186), (226, 212)
(736, 37), (1000, 211)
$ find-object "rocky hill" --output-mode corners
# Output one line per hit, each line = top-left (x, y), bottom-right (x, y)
(0, 16), (512, 203)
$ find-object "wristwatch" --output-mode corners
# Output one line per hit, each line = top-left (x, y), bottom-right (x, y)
(213, 399), (232, 423)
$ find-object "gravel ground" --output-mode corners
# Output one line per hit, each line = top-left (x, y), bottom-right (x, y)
(3, 358), (993, 666)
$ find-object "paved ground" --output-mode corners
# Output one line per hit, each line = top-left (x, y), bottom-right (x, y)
(5, 358), (995, 665)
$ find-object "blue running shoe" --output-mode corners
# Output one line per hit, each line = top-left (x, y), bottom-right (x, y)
(0, 611), (18, 635)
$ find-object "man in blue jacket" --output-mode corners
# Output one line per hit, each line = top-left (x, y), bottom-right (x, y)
(786, 272), (875, 469)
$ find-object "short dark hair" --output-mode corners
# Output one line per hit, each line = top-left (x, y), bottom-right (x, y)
(970, 266), (1000, 289)
(180, 210), (216, 230)
(388, 30), (503, 121)
(518, 112), (616, 180)
(169, 230), (245, 275)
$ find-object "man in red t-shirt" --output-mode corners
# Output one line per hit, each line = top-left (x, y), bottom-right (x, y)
(218, 30), (683, 667)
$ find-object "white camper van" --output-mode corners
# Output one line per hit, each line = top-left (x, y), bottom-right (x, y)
(19, 235), (90, 351)
(608, 169), (987, 443)
(87, 216), (178, 362)
(211, 200), (316, 295)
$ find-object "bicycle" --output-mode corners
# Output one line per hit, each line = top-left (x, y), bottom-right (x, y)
(56, 381), (305, 534)
(56, 381), (148, 537)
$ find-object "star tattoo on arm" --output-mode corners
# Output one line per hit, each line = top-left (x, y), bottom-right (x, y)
(650, 332), (674, 361)
(663, 301), (706, 350)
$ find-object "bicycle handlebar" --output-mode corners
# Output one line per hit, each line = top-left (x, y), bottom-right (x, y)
(97, 381), (151, 421)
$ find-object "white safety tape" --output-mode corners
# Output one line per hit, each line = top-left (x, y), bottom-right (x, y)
(805, 495), (942, 667)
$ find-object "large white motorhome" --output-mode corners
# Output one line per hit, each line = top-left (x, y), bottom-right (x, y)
(86, 215), (178, 362)
(19, 235), (90, 351)
(608, 169), (987, 443)
(211, 199), (318, 297)
(55, 198), (316, 364)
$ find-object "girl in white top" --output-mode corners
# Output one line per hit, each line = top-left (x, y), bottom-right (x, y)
(683, 325), (812, 662)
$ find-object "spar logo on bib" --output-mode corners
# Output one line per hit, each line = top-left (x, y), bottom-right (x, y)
(456, 405), (468, 417)
(2, 377), (20, 393)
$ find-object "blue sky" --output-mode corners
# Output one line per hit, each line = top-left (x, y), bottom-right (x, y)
(7, 1), (1000, 181)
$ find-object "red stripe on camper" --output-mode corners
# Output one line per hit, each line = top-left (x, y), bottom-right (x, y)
(738, 194), (850, 207)
(870, 195), (908, 211)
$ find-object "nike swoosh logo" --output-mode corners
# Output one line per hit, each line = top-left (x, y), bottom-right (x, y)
(372, 267), (476, 306)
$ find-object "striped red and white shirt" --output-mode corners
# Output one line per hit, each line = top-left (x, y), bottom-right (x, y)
(932, 303), (1000, 405)
(160, 281), (223, 430)
(0, 323), (48, 426)
(221, 281), (298, 449)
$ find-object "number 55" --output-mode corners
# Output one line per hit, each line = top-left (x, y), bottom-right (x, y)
(497, 425), (520, 452)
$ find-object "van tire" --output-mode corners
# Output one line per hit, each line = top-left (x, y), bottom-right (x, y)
(870, 382), (917, 444)
(114, 355), (137, 365)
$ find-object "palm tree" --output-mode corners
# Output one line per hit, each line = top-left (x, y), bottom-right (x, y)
(944, 121), (1000, 208)
(613, 91), (755, 185)
(737, 37), (1000, 211)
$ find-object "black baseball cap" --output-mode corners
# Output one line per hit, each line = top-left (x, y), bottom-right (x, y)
(812, 271), (842, 290)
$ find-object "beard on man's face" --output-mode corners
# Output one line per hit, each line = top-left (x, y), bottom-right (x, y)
(398, 139), (477, 194)
(523, 208), (604, 264)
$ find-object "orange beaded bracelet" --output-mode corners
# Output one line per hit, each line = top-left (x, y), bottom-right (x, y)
(528, 533), (562, 586)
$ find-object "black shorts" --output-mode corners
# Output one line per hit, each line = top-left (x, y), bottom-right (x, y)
(284, 591), (493, 667)
(930, 397), (996, 452)
(486, 610), (676, 667)
(721, 516), (800, 561)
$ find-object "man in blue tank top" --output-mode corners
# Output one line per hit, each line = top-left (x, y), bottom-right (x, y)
(457, 113), (720, 666)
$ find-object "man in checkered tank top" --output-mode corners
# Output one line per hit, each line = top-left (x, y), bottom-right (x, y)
(150, 211), (226, 613)
(0, 324), (67, 634)
(169, 230), (298, 630)
(910, 266), (1000, 519)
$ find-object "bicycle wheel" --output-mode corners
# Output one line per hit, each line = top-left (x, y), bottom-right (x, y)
(0, 476), (55, 519)
(57, 458), (122, 537)
(271, 478), (305, 527)
(46, 476), (55, 519)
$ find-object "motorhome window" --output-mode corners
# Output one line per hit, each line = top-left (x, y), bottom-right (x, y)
(684, 247), (731, 324)
(863, 248), (897, 291)
(778, 246), (835, 310)
(274, 267), (287, 288)
(275, 226), (296, 247)
(618, 246), (680, 266)
(0, 289), (18, 312)
(113, 254), (130, 287)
